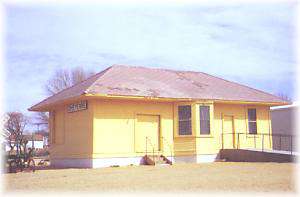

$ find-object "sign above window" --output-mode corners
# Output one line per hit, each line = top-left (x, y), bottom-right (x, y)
(67, 100), (88, 113)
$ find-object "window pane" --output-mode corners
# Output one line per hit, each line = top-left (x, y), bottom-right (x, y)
(200, 120), (210, 134)
(248, 108), (257, 134)
(200, 106), (210, 134)
(179, 120), (192, 135)
(248, 122), (257, 134)
(178, 105), (191, 120)
(248, 109), (256, 121)
(178, 105), (192, 135)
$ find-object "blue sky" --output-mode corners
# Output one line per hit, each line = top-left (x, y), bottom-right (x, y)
(3, 1), (297, 115)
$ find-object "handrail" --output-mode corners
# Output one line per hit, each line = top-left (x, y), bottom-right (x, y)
(221, 132), (296, 138)
(145, 136), (174, 164)
(221, 132), (296, 155)
(145, 137), (155, 161)
(160, 136), (174, 163)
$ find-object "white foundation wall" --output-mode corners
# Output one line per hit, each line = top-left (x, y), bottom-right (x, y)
(51, 157), (143, 168)
(92, 157), (142, 168)
(174, 154), (218, 163)
(196, 154), (219, 162)
(51, 154), (217, 168)
(51, 158), (93, 168)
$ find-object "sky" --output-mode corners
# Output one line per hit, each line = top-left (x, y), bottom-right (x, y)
(3, 1), (297, 115)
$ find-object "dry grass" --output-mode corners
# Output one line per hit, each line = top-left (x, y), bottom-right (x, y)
(4, 162), (296, 192)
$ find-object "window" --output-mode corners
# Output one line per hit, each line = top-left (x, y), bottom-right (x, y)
(178, 105), (192, 135)
(248, 108), (257, 134)
(200, 106), (210, 134)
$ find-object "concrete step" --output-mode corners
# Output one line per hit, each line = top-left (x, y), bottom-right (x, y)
(142, 154), (172, 165)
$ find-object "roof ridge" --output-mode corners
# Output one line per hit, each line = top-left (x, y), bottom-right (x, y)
(110, 64), (197, 73)
(28, 66), (113, 111)
(84, 65), (114, 94)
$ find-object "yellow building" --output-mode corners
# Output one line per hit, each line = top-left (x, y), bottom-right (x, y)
(29, 65), (289, 168)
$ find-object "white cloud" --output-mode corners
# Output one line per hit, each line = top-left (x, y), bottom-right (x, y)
(4, 1), (296, 112)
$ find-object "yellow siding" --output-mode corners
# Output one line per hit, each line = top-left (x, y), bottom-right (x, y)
(53, 109), (65, 144)
(173, 102), (272, 155)
(49, 111), (55, 144)
(135, 114), (160, 152)
(195, 103), (218, 154)
(92, 99), (174, 158)
(48, 97), (273, 160)
(173, 102), (197, 155)
(203, 103), (273, 153)
(49, 101), (94, 159)
(173, 137), (196, 155)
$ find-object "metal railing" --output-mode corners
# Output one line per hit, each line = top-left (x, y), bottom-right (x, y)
(145, 136), (174, 163)
(221, 132), (296, 155)
(145, 137), (155, 161)
(160, 136), (174, 163)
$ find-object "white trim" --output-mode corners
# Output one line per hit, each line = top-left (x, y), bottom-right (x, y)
(271, 103), (298, 110)
(173, 155), (197, 163)
(174, 154), (218, 163)
(196, 154), (218, 163)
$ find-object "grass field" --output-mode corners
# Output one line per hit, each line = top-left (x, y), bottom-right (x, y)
(4, 162), (296, 192)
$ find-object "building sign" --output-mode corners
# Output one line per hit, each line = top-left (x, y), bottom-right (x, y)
(67, 100), (88, 113)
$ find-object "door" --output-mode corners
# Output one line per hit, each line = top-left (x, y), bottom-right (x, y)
(135, 114), (160, 153)
(222, 115), (235, 149)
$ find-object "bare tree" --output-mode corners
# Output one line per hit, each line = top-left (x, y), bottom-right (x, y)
(35, 112), (49, 124)
(4, 112), (28, 153)
(276, 93), (292, 102)
(35, 67), (95, 129)
(32, 112), (50, 132)
(45, 67), (95, 95)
